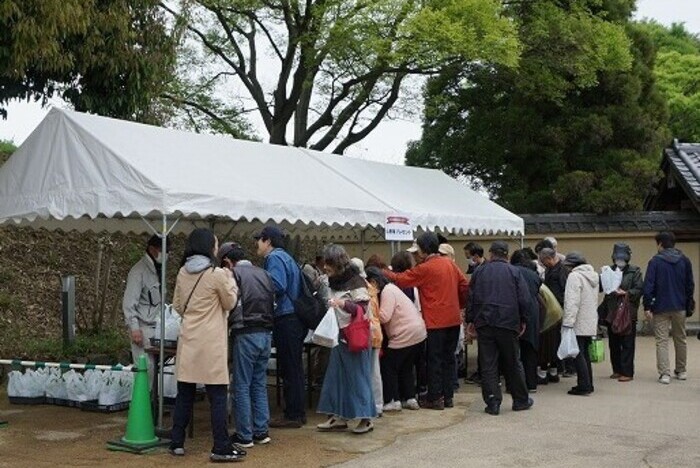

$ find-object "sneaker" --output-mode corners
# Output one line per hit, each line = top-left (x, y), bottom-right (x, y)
(352, 419), (374, 435)
(465, 372), (481, 385)
(210, 445), (246, 462)
(444, 397), (454, 408)
(401, 398), (420, 410)
(253, 433), (271, 445)
(548, 374), (561, 383)
(419, 396), (445, 410)
(567, 387), (592, 396)
(317, 416), (348, 432)
(484, 401), (500, 416)
(617, 375), (633, 382)
(382, 400), (402, 412)
(536, 376), (549, 386)
(512, 398), (534, 411)
(269, 417), (303, 429)
(659, 374), (671, 385)
(168, 446), (185, 456)
(609, 373), (621, 379)
(675, 371), (687, 381)
(229, 433), (253, 449)
(528, 388), (537, 394)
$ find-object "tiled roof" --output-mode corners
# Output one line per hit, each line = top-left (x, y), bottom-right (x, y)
(521, 211), (700, 234)
(667, 141), (700, 202)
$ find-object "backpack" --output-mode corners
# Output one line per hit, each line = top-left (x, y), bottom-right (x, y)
(287, 263), (326, 330)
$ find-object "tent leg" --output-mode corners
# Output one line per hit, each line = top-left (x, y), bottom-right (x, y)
(520, 234), (524, 249)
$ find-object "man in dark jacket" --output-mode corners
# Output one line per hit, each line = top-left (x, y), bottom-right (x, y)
(599, 243), (643, 382)
(219, 242), (275, 447)
(643, 232), (695, 385)
(538, 247), (570, 383)
(467, 241), (532, 415)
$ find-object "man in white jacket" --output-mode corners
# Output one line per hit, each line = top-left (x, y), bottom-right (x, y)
(562, 252), (600, 396)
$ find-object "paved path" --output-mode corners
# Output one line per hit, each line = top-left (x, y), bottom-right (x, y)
(338, 336), (700, 468)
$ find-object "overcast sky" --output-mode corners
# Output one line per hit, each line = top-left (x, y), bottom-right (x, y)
(1, 0), (697, 164)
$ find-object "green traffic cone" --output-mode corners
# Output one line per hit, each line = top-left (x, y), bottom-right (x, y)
(107, 355), (168, 454)
(0, 420), (7, 428)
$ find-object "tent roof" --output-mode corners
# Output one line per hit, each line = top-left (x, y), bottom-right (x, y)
(0, 109), (523, 238)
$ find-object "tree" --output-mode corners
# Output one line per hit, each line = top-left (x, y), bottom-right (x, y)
(0, 0), (174, 124)
(637, 22), (700, 141)
(0, 140), (15, 165)
(407, 0), (669, 214)
(160, 0), (520, 153)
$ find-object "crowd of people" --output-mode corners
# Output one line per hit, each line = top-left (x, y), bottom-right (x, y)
(122, 227), (695, 462)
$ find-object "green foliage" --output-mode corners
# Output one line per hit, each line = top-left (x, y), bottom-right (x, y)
(0, 139), (15, 165)
(18, 329), (130, 362)
(407, 0), (669, 214)
(0, 0), (175, 124)
(637, 21), (700, 141)
(162, 0), (520, 152)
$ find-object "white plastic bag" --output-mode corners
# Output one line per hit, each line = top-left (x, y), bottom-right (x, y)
(600, 266), (623, 295)
(45, 368), (68, 399)
(162, 363), (177, 398)
(7, 370), (24, 397)
(98, 374), (121, 406)
(311, 308), (339, 348)
(84, 370), (104, 400)
(65, 369), (90, 402)
(154, 304), (181, 341)
(557, 327), (580, 360)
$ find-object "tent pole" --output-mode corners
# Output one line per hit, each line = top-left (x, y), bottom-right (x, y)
(360, 228), (366, 258)
(520, 233), (524, 249)
(157, 214), (167, 431)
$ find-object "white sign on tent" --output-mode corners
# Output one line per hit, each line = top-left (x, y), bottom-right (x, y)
(384, 214), (413, 241)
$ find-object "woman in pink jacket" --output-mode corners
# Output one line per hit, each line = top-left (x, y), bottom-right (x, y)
(365, 267), (427, 412)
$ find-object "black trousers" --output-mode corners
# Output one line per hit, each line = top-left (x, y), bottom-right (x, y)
(381, 342), (421, 403)
(414, 340), (428, 393)
(273, 313), (307, 421)
(426, 326), (460, 401)
(519, 340), (538, 391)
(478, 326), (529, 406)
(574, 336), (594, 392)
(171, 382), (229, 451)
(609, 328), (636, 377)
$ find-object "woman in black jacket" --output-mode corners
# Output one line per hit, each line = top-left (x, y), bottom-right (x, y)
(511, 250), (542, 392)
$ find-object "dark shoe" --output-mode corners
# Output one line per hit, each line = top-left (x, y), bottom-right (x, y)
(465, 372), (481, 385)
(484, 401), (500, 415)
(210, 445), (246, 462)
(512, 398), (534, 411)
(269, 417), (303, 428)
(229, 433), (253, 449)
(419, 396), (445, 410)
(444, 398), (454, 408)
(253, 432), (271, 445)
(537, 376), (549, 385)
(548, 374), (560, 383)
(610, 373), (621, 379)
(528, 388), (537, 394)
(567, 387), (592, 396)
(562, 370), (575, 378)
(618, 375), (633, 382)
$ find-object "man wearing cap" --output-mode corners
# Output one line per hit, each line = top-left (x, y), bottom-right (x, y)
(122, 234), (170, 382)
(254, 225), (305, 428)
(219, 242), (275, 447)
(599, 243), (643, 382)
(384, 232), (469, 410)
(467, 241), (532, 415)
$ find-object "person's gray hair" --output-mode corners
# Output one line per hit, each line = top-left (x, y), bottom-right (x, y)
(544, 236), (558, 248)
(323, 244), (351, 272)
(538, 247), (557, 261)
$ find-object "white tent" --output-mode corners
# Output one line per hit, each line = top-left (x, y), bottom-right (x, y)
(0, 108), (523, 237)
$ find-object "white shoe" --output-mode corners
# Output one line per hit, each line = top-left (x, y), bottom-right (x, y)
(382, 400), (402, 412)
(317, 416), (348, 432)
(401, 398), (420, 410)
(659, 374), (671, 385)
(352, 419), (374, 434)
(675, 371), (687, 381)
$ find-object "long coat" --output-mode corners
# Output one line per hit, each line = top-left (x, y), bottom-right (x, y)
(173, 266), (238, 385)
(563, 265), (600, 337)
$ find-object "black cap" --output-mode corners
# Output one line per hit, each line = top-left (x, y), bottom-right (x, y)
(253, 225), (285, 242)
(217, 241), (241, 264)
(489, 241), (509, 256)
(612, 243), (631, 261)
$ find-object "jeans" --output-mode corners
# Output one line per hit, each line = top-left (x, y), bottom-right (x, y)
(381, 343), (420, 403)
(273, 313), (306, 421)
(477, 326), (529, 406)
(573, 336), (593, 392)
(233, 332), (272, 440)
(652, 311), (687, 376)
(171, 382), (229, 451)
(426, 326), (460, 401)
(609, 328), (636, 377)
(370, 348), (383, 412)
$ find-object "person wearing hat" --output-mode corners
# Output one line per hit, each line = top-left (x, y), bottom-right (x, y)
(219, 242), (275, 448)
(254, 225), (306, 428)
(384, 232), (469, 410)
(537, 247), (569, 383)
(562, 252), (600, 396)
(599, 243), (643, 382)
(467, 241), (533, 415)
(122, 233), (171, 383)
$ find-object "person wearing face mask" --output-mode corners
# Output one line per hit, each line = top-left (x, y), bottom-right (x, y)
(598, 243), (643, 382)
(122, 234), (171, 383)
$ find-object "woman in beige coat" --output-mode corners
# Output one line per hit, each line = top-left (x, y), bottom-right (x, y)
(169, 228), (241, 462)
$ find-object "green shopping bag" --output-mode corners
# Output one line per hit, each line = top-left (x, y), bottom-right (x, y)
(589, 337), (605, 363)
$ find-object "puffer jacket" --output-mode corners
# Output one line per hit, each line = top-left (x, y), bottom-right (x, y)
(563, 264), (600, 337)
